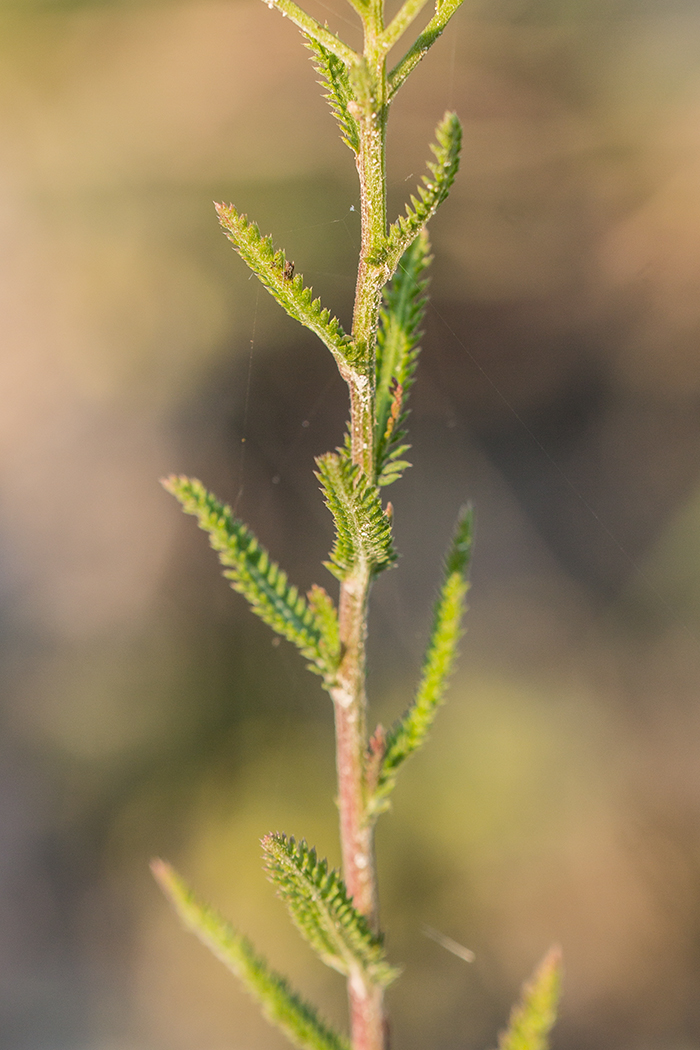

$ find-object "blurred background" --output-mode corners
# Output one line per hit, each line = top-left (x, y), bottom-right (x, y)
(2, 0), (700, 1047)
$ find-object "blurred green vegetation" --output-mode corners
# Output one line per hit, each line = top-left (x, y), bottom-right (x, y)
(2, 1), (700, 1049)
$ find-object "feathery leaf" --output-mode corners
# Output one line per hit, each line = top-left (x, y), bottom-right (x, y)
(382, 112), (461, 278)
(163, 475), (340, 680)
(371, 507), (473, 814)
(215, 203), (357, 371)
(304, 37), (360, 154)
(151, 860), (350, 1050)
(262, 833), (400, 987)
(375, 230), (431, 487)
(497, 947), (562, 1050)
(307, 584), (341, 670)
(315, 452), (396, 580)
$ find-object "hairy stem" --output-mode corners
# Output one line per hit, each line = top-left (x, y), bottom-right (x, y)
(331, 600), (386, 1050)
(331, 568), (374, 917)
(330, 567), (383, 1050)
(333, 6), (389, 1050)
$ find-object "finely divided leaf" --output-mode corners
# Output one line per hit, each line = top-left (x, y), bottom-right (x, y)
(307, 584), (341, 670)
(304, 37), (360, 154)
(375, 230), (431, 487)
(315, 452), (396, 580)
(497, 947), (562, 1050)
(262, 833), (399, 987)
(163, 475), (340, 680)
(215, 203), (356, 370)
(371, 507), (473, 814)
(382, 112), (461, 278)
(151, 860), (349, 1050)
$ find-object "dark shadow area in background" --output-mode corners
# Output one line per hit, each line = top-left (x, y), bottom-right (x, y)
(423, 297), (700, 597)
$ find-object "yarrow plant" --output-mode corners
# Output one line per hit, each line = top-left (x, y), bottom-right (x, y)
(151, 0), (562, 1047)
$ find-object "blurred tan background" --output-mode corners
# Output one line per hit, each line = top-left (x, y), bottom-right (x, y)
(3, 0), (700, 1047)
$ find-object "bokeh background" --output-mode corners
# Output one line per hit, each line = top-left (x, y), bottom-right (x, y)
(3, 0), (700, 1047)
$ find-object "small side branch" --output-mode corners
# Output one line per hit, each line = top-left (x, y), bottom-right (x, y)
(387, 0), (465, 98)
(380, 0), (430, 56)
(262, 0), (359, 66)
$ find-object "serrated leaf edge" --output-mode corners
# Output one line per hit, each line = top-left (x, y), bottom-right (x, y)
(215, 203), (359, 371)
(262, 833), (400, 987)
(304, 36), (360, 154)
(381, 112), (461, 277)
(163, 474), (340, 681)
(374, 230), (431, 486)
(370, 507), (473, 815)
(496, 946), (563, 1050)
(151, 859), (350, 1050)
(315, 452), (396, 580)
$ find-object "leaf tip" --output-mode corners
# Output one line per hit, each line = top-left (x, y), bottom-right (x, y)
(497, 945), (563, 1050)
(150, 857), (176, 896)
(533, 944), (563, 993)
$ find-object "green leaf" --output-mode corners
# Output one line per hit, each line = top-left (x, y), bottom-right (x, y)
(387, 0), (467, 98)
(262, 833), (400, 987)
(315, 452), (396, 580)
(375, 230), (431, 487)
(307, 584), (341, 669)
(497, 947), (563, 1050)
(371, 507), (473, 815)
(163, 475), (340, 680)
(347, 57), (380, 123)
(215, 203), (357, 372)
(304, 37), (360, 154)
(382, 112), (461, 278)
(151, 859), (350, 1050)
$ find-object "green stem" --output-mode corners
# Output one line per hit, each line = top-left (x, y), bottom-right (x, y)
(348, 5), (388, 474)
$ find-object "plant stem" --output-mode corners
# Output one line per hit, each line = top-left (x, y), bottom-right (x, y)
(330, 565), (383, 1050)
(331, 6), (390, 1050)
